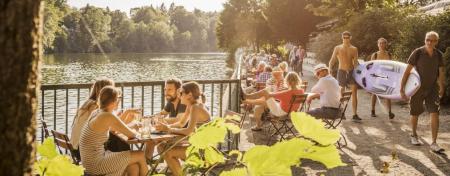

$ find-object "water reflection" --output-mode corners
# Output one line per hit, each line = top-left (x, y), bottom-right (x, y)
(42, 53), (230, 84)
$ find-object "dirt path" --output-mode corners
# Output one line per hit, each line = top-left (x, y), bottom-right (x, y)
(239, 61), (450, 176)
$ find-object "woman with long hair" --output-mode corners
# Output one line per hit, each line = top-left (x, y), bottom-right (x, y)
(79, 86), (148, 176)
(71, 79), (114, 159)
(154, 81), (211, 176)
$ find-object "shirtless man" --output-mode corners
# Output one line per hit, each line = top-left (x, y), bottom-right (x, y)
(329, 31), (361, 122)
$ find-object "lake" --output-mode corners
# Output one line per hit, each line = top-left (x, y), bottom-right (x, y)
(42, 53), (231, 84)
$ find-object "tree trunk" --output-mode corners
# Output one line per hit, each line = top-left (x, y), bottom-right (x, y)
(0, 0), (43, 175)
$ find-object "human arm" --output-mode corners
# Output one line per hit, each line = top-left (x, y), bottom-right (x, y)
(157, 105), (209, 136)
(400, 64), (414, 100)
(329, 46), (338, 73)
(118, 108), (141, 124)
(109, 114), (138, 139)
(439, 66), (445, 97)
(352, 47), (359, 67)
(306, 93), (320, 104)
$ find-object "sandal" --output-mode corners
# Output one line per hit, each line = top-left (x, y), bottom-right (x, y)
(251, 126), (262, 131)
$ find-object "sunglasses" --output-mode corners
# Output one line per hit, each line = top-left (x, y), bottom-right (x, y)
(342, 36), (351, 39)
(426, 39), (437, 42)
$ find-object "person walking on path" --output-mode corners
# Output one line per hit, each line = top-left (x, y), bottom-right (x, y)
(370, 38), (395, 119)
(329, 31), (361, 122)
(400, 31), (445, 153)
(295, 45), (306, 76)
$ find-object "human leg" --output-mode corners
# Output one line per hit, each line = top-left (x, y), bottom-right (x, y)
(351, 84), (361, 121)
(252, 104), (267, 129)
(371, 94), (377, 117)
(144, 141), (157, 160)
(126, 163), (139, 176)
(386, 99), (394, 119)
(129, 151), (149, 176)
(162, 146), (187, 176)
(430, 113), (439, 144)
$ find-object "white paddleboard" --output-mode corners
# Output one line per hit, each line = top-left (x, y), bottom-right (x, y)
(353, 60), (421, 100)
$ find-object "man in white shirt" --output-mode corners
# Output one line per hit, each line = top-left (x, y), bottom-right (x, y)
(306, 64), (341, 119)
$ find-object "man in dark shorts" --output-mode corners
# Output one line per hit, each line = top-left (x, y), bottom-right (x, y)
(329, 31), (361, 122)
(400, 31), (445, 153)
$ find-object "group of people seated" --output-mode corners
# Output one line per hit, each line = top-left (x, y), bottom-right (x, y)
(242, 50), (342, 131)
(70, 78), (210, 176)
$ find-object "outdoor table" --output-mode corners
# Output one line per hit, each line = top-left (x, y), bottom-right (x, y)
(116, 132), (185, 174)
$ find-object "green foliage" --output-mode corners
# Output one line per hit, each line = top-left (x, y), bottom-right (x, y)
(216, 0), (322, 54)
(43, 1), (219, 53)
(185, 112), (345, 175)
(34, 138), (84, 176)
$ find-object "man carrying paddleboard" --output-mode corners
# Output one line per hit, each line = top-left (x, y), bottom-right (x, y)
(400, 31), (445, 153)
(329, 31), (361, 122)
(370, 38), (395, 119)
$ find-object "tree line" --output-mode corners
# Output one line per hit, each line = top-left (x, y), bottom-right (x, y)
(44, 0), (219, 53)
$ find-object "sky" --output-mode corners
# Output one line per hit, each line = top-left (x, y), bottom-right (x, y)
(67, 0), (226, 13)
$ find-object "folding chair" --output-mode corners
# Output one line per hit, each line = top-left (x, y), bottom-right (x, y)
(224, 110), (245, 150)
(321, 91), (352, 148)
(266, 94), (308, 144)
(301, 81), (308, 91)
(40, 119), (50, 139)
(51, 130), (81, 165)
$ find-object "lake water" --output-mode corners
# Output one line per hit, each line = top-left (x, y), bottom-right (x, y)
(42, 53), (231, 84)
(39, 53), (233, 139)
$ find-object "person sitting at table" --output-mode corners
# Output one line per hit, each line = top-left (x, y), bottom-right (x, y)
(306, 64), (341, 119)
(244, 65), (272, 94)
(79, 86), (148, 176)
(70, 79), (114, 160)
(266, 66), (287, 92)
(154, 81), (211, 176)
(253, 62), (266, 78)
(278, 61), (289, 77)
(144, 78), (187, 160)
(243, 72), (304, 131)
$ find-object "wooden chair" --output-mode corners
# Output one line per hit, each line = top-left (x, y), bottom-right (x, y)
(51, 130), (81, 165)
(266, 94), (308, 144)
(321, 91), (352, 148)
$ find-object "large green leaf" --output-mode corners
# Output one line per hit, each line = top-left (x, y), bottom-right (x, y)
(302, 145), (346, 169)
(37, 138), (59, 159)
(220, 168), (248, 176)
(242, 138), (314, 176)
(224, 122), (240, 134)
(225, 114), (241, 122)
(291, 112), (340, 146)
(184, 146), (205, 168)
(204, 146), (225, 165)
(41, 155), (84, 176)
(189, 119), (228, 149)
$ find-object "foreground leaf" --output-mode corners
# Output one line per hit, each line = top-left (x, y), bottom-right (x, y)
(220, 168), (248, 176)
(37, 138), (59, 159)
(204, 146), (225, 166)
(189, 119), (228, 149)
(291, 112), (340, 146)
(302, 145), (346, 169)
(43, 155), (84, 176)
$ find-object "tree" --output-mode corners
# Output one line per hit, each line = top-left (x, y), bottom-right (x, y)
(264, 0), (323, 45)
(0, 0), (42, 175)
(43, 0), (68, 52)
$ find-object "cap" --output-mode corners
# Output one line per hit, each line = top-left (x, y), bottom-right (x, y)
(313, 63), (329, 74)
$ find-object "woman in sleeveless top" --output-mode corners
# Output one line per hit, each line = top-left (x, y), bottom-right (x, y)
(71, 79), (114, 159)
(370, 38), (395, 119)
(154, 82), (211, 176)
(79, 86), (148, 176)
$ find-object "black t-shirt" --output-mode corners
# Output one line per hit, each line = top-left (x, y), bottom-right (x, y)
(407, 46), (443, 89)
(163, 100), (186, 118)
